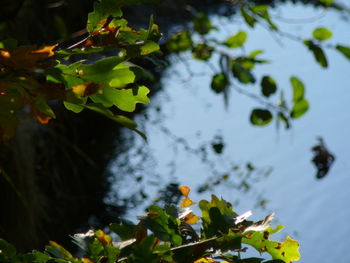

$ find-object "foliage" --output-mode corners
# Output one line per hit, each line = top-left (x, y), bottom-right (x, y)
(0, 186), (300, 263)
(163, 0), (350, 128)
(0, 0), (162, 140)
(1, 0), (350, 140)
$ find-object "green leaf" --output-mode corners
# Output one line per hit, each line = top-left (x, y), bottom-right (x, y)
(243, 226), (300, 262)
(82, 103), (147, 140)
(193, 12), (213, 35)
(318, 0), (334, 5)
(224, 31), (248, 49)
(249, 5), (278, 30)
(166, 30), (193, 53)
(291, 99), (309, 119)
(250, 109), (273, 126)
(87, 0), (123, 33)
(211, 73), (229, 94)
(336, 45), (350, 60)
(129, 235), (158, 263)
(240, 8), (257, 28)
(112, 85), (150, 112)
(312, 27), (332, 41)
(290, 76), (304, 102)
(261, 76), (277, 97)
(304, 40), (328, 68)
(192, 43), (214, 61)
(199, 195), (237, 238)
(231, 59), (256, 84)
(45, 241), (74, 260)
(30, 251), (52, 263)
(110, 220), (137, 240)
(33, 97), (56, 118)
(138, 206), (182, 246)
(249, 49), (264, 58)
(0, 39), (18, 50)
(123, 40), (160, 57)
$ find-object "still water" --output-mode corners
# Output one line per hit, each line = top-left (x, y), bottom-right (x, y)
(111, 2), (350, 262)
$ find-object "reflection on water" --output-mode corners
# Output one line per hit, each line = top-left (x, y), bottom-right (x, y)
(311, 137), (335, 179)
(111, 2), (350, 263)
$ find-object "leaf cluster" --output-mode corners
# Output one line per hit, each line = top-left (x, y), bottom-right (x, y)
(0, 0), (162, 140)
(0, 186), (300, 263)
(162, 1), (350, 129)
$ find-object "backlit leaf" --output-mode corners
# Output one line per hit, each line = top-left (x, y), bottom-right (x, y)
(290, 76), (304, 102)
(183, 212), (200, 225)
(291, 99), (309, 119)
(313, 27), (332, 41)
(179, 185), (196, 207)
(224, 31), (248, 49)
(243, 226), (300, 262)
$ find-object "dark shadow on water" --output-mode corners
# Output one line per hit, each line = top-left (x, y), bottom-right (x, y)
(311, 137), (335, 179)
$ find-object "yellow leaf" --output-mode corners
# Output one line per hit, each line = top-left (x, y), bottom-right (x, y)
(180, 197), (196, 208)
(183, 212), (200, 224)
(72, 82), (100, 97)
(179, 185), (196, 207)
(179, 185), (191, 196)
(194, 257), (217, 263)
(32, 45), (56, 57)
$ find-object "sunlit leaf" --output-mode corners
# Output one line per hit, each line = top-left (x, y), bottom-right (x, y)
(290, 76), (304, 102)
(291, 99), (309, 119)
(0, 45), (56, 71)
(194, 257), (216, 263)
(312, 27), (332, 41)
(224, 31), (248, 49)
(183, 212), (200, 225)
(179, 185), (196, 207)
(87, 0), (123, 33)
(250, 109), (273, 126)
(243, 226), (300, 262)
(249, 49), (264, 58)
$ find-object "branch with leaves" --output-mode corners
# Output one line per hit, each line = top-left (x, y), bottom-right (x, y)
(0, 0), (162, 141)
(0, 186), (300, 263)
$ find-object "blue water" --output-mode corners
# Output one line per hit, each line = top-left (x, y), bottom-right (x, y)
(111, 2), (350, 262)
